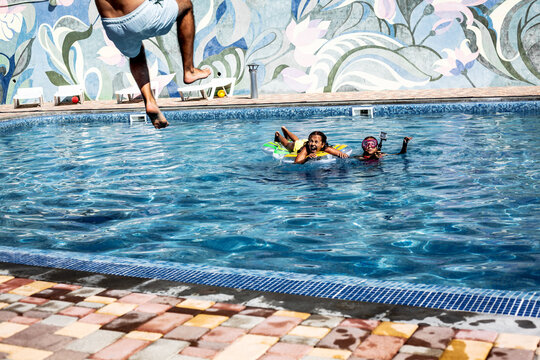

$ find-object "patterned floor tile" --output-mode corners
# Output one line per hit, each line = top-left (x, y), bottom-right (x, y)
(0, 343), (53, 360)
(183, 314), (229, 329)
(266, 342), (313, 358)
(200, 326), (246, 343)
(137, 312), (192, 334)
(118, 293), (156, 305)
(308, 347), (352, 359)
(353, 334), (406, 360)
(339, 318), (380, 330)
(250, 316), (303, 337)
(440, 339), (493, 360)
(405, 325), (455, 349)
(180, 345), (218, 359)
(96, 302), (137, 316)
(287, 325), (330, 339)
(58, 306), (95, 318)
(9, 316), (40, 326)
(54, 322), (101, 338)
(0, 323), (28, 339)
(9, 282), (56, 297)
(135, 302), (171, 314)
(101, 311), (156, 333)
(64, 329), (124, 353)
(487, 347), (535, 360)
(164, 325), (209, 342)
(221, 314), (265, 330)
(77, 313), (116, 325)
(373, 322), (418, 338)
(128, 338), (189, 360)
(454, 329), (498, 343)
(177, 299), (215, 310)
(92, 337), (149, 360)
(213, 334), (279, 360)
(125, 330), (163, 342)
(301, 315), (344, 328)
(494, 333), (539, 351)
(316, 326), (369, 351)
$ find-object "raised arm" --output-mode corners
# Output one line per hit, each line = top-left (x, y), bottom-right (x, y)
(384, 137), (412, 156)
(397, 137), (412, 154)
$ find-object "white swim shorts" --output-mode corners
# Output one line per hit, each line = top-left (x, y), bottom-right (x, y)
(101, 0), (179, 58)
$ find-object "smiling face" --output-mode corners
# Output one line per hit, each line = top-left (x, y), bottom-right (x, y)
(307, 134), (325, 153)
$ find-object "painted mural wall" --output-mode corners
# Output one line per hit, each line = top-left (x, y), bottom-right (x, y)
(0, 0), (538, 104)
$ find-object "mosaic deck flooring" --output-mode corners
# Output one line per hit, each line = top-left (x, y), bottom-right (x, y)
(0, 275), (538, 360)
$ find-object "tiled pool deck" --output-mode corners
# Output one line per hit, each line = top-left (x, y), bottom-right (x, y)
(0, 86), (539, 359)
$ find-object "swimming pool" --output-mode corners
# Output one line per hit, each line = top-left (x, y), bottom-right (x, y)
(0, 104), (538, 297)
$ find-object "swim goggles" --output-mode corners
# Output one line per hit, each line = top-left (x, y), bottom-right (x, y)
(362, 138), (378, 150)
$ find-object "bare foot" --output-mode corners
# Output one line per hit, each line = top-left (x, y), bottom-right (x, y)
(184, 67), (212, 84)
(146, 102), (169, 129)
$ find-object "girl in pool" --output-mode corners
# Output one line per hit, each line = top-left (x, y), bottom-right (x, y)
(354, 136), (412, 161)
(274, 126), (349, 164)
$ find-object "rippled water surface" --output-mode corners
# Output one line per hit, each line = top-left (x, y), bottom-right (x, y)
(0, 113), (538, 291)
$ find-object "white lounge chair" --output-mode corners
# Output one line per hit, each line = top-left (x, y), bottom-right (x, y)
(177, 77), (236, 101)
(13, 87), (44, 108)
(54, 85), (84, 105)
(114, 73), (176, 104)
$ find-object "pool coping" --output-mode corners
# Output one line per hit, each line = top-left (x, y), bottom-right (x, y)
(0, 98), (538, 319)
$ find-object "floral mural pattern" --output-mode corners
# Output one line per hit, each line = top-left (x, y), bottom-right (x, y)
(0, 0), (538, 104)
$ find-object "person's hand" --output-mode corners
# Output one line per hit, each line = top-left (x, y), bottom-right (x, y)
(307, 153), (317, 159)
(374, 151), (382, 159)
(404, 136), (413, 143)
(337, 152), (349, 158)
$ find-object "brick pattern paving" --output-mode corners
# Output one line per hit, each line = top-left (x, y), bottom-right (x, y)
(0, 276), (538, 360)
(1, 86), (539, 121)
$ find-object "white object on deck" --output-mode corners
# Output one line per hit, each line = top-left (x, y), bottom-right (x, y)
(54, 85), (85, 105)
(115, 84), (159, 104)
(115, 73), (175, 104)
(13, 87), (44, 108)
(177, 77), (236, 101)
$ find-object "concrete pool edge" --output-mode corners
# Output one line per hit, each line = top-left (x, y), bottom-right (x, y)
(0, 246), (537, 319)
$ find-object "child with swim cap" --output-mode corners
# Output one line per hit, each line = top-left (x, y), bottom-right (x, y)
(274, 126), (349, 164)
(355, 135), (412, 161)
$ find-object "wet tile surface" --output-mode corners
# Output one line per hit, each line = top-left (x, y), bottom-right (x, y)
(0, 277), (536, 359)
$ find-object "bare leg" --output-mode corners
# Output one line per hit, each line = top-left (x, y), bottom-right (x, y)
(275, 132), (294, 152)
(175, 0), (211, 84)
(281, 126), (299, 141)
(130, 46), (168, 129)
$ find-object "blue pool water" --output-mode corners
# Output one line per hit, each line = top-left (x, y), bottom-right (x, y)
(0, 111), (538, 292)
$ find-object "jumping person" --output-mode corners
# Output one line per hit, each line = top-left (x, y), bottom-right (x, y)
(274, 127), (349, 164)
(355, 136), (412, 161)
(96, 0), (212, 129)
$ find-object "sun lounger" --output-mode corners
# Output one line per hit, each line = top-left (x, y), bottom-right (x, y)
(13, 87), (44, 108)
(54, 85), (84, 105)
(177, 77), (236, 101)
(115, 83), (160, 104)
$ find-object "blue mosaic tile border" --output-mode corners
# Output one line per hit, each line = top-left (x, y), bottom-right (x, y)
(0, 246), (537, 318)
(1, 100), (539, 133)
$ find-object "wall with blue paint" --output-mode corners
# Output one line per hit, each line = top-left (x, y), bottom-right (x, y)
(1, 0), (538, 104)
